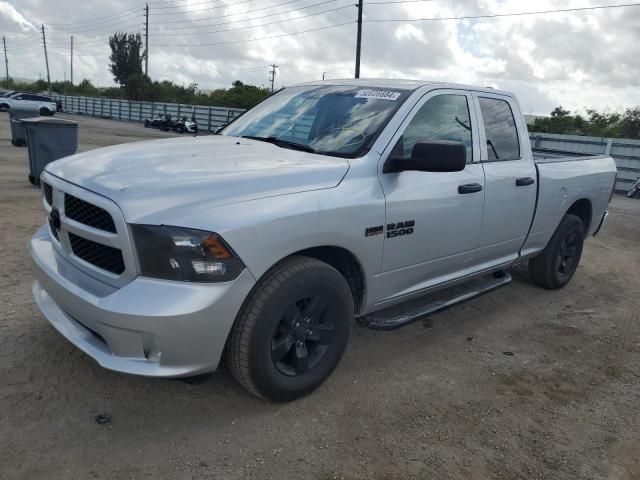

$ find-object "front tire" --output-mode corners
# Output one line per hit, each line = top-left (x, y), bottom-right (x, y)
(227, 256), (354, 402)
(529, 214), (585, 289)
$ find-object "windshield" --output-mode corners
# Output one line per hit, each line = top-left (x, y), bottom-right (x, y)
(221, 85), (411, 157)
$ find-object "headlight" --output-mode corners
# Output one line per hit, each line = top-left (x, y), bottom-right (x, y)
(131, 225), (244, 282)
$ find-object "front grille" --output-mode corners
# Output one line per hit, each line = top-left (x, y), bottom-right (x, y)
(43, 183), (53, 205)
(48, 210), (60, 241)
(69, 232), (125, 274)
(65, 194), (117, 233)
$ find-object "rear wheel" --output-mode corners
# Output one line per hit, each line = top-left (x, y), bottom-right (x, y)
(144, 119), (150, 127)
(39, 107), (52, 116)
(529, 214), (585, 289)
(227, 256), (354, 401)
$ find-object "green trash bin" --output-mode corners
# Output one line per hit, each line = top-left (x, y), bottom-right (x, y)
(9, 107), (40, 146)
(22, 117), (79, 185)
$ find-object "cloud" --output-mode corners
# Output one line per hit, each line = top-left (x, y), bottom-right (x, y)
(3, 0), (639, 114)
(0, 0), (36, 31)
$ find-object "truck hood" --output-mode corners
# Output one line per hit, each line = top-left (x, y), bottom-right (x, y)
(46, 135), (350, 222)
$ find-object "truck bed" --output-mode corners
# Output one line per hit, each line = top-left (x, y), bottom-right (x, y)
(532, 147), (610, 164)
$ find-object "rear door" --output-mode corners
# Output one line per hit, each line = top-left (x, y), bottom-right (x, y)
(375, 90), (485, 302)
(473, 93), (537, 268)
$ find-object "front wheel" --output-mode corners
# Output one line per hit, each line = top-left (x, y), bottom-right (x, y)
(227, 256), (354, 401)
(529, 214), (585, 289)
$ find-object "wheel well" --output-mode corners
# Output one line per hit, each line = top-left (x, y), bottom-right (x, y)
(566, 198), (592, 234)
(293, 246), (366, 314)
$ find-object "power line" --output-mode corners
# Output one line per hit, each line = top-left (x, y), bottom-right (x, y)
(154, 20), (354, 46)
(47, 3), (146, 26)
(151, 4), (352, 36)
(364, 2), (640, 23)
(366, 0), (432, 3)
(150, 0), (253, 14)
(150, 0), (340, 31)
(49, 20), (143, 36)
(151, 0), (285, 21)
(150, 0), (227, 9)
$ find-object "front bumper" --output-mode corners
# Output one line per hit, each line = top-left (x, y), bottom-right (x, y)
(30, 225), (256, 377)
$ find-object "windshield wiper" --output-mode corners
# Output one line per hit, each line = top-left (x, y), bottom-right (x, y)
(241, 136), (316, 153)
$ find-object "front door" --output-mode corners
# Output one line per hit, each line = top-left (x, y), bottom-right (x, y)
(374, 90), (485, 304)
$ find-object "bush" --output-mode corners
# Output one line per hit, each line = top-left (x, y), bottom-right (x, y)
(4, 77), (270, 109)
(529, 106), (640, 140)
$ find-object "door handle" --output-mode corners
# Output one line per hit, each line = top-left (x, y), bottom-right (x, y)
(458, 183), (483, 194)
(516, 177), (535, 186)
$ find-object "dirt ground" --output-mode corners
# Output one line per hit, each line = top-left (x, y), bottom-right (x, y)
(0, 113), (639, 480)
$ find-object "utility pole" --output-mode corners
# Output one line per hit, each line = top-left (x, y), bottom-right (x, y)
(144, 3), (149, 76)
(322, 72), (326, 80)
(355, 0), (363, 78)
(269, 64), (278, 92)
(70, 35), (73, 85)
(41, 24), (51, 92)
(2, 37), (8, 86)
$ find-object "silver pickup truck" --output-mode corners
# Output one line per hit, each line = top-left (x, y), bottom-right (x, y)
(30, 80), (617, 401)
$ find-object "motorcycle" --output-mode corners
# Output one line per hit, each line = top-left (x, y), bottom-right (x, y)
(157, 114), (174, 132)
(144, 113), (173, 130)
(172, 116), (198, 134)
(627, 176), (640, 198)
(144, 113), (164, 128)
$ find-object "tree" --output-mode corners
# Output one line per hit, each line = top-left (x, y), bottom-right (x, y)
(108, 32), (145, 87)
(619, 107), (640, 139)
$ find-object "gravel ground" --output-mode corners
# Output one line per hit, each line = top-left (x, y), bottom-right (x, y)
(0, 113), (639, 480)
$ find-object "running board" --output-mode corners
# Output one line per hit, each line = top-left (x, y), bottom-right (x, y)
(360, 272), (512, 330)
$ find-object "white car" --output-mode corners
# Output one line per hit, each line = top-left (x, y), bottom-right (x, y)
(1, 93), (57, 115)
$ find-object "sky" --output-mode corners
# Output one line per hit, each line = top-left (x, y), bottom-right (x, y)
(1, 0), (639, 115)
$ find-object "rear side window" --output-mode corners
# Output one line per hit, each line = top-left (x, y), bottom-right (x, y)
(478, 97), (520, 161)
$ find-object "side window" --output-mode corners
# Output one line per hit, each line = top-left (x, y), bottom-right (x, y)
(478, 97), (520, 161)
(392, 94), (473, 163)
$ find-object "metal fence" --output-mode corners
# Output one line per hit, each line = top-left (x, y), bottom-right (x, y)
(530, 132), (640, 192)
(51, 94), (246, 132)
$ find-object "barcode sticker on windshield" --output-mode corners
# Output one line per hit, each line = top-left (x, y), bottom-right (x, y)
(355, 90), (401, 101)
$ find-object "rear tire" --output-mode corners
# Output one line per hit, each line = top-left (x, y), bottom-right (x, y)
(227, 256), (354, 402)
(39, 107), (52, 116)
(529, 214), (585, 289)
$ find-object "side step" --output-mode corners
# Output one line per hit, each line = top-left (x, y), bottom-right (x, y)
(360, 272), (512, 330)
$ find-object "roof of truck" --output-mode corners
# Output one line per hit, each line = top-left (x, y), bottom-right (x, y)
(296, 78), (514, 97)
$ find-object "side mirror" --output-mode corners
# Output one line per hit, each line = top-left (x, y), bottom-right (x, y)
(384, 141), (467, 173)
